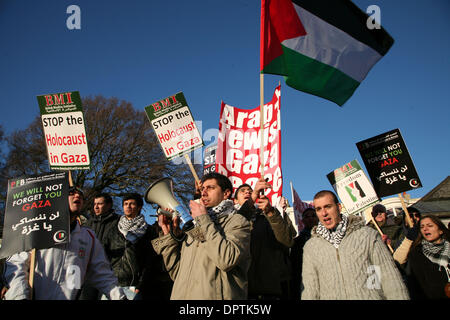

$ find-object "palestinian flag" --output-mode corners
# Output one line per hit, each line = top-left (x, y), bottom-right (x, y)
(260, 0), (394, 106)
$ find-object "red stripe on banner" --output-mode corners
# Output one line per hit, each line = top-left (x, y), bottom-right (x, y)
(260, 0), (307, 71)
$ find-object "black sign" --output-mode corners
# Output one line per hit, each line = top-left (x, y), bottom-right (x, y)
(0, 172), (70, 258)
(203, 144), (217, 176)
(356, 128), (422, 198)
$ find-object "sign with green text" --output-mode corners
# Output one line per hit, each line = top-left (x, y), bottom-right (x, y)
(0, 172), (70, 258)
(37, 91), (90, 170)
(145, 92), (203, 160)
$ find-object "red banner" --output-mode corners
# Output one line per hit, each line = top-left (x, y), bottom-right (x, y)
(216, 85), (282, 207)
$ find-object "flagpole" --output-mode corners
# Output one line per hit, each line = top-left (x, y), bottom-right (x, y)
(260, 73), (265, 179)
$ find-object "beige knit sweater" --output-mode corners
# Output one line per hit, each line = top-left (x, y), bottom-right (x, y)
(301, 215), (410, 300)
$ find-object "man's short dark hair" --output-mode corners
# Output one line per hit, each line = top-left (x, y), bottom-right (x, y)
(313, 190), (339, 204)
(201, 172), (233, 195)
(122, 193), (143, 207)
(234, 183), (252, 199)
(94, 192), (113, 205)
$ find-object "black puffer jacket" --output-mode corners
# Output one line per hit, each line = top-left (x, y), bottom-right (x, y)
(104, 221), (158, 290)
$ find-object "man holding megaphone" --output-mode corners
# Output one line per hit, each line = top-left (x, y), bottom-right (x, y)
(151, 172), (251, 300)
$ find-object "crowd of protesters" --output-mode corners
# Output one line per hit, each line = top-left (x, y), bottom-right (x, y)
(0, 172), (449, 300)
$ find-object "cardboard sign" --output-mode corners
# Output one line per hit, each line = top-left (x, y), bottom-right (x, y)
(0, 172), (70, 258)
(327, 160), (379, 215)
(37, 91), (91, 170)
(145, 92), (203, 160)
(216, 85), (282, 206)
(356, 129), (422, 197)
(203, 144), (217, 176)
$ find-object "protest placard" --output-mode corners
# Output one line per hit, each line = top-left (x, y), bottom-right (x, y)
(290, 182), (314, 236)
(0, 172), (70, 258)
(216, 85), (282, 206)
(203, 144), (217, 176)
(356, 128), (422, 198)
(37, 91), (90, 170)
(327, 160), (379, 215)
(145, 92), (203, 161)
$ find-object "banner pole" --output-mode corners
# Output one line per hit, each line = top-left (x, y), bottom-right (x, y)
(260, 73), (265, 179)
(184, 154), (200, 183)
(398, 193), (414, 228)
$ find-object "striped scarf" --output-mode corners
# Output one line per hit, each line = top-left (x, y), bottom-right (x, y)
(316, 214), (348, 249)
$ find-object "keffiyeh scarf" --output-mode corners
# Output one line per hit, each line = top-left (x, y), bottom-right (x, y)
(421, 239), (450, 272)
(208, 200), (236, 222)
(118, 214), (148, 243)
(315, 214), (349, 249)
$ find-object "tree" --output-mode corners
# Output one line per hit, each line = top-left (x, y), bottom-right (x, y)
(0, 96), (202, 213)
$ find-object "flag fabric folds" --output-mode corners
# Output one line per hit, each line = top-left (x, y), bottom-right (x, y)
(260, 0), (394, 106)
(292, 183), (314, 214)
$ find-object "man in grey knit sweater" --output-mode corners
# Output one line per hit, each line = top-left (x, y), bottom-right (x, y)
(301, 190), (409, 300)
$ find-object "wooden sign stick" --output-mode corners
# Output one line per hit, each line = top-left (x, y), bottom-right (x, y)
(68, 170), (74, 187)
(398, 193), (414, 228)
(184, 154), (200, 183)
(369, 217), (394, 254)
(28, 248), (36, 300)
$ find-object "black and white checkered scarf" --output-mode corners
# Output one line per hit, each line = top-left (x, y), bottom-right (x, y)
(421, 239), (450, 271)
(207, 200), (235, 222)
(315, 214), (349, 249)
(118, 214), (148, 243)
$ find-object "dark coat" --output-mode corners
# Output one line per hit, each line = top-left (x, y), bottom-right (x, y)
(369, 221), (404, 250)
(84, 210), (120, 246)
(380, 223), (404, 249)
(104, 222), (157, 290)
(407, 245), (449, 299)
(239, 201), (296, 298)
(289, 227), (313, 300)
(79, 212), (120, 300)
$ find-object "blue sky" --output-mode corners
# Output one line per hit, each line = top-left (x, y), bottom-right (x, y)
(1, 0), (449, 220)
